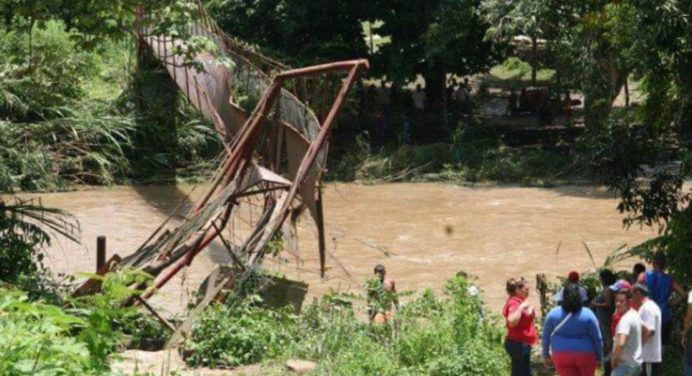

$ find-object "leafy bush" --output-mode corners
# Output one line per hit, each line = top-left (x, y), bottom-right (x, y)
(184, 295), (295, 368)
(0, 21), (96, 121)
(0, 288), (95, 375)
(0, 269), (154, 374)
(185, 275), (509, 375)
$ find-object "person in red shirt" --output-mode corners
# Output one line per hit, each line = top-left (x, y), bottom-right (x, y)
(503, 277), (538, 376)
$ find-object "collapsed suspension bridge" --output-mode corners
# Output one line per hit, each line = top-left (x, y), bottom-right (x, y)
(74, 1), (368, 344)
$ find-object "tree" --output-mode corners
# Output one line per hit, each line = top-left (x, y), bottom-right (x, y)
(483, 0), (637, 128)
(375, 0), (501, 104)
(1, 0), (220, 67)
(207, 0), (370, 66)
(482, 0), (557, 87)
(594, 0), (691, 226)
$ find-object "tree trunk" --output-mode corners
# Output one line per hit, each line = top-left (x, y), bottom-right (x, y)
(531, 35), (537, 87)
(28, 17), (34, 71)
(4, 5), (13, 31)
(422, 68), (446, 112)
(583, 47), (626, 129)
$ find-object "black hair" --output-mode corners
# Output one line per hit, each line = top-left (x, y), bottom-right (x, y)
(633, 263), (646, 274)
(374, 264), (385, 273)
(599, 269), (616, 286)
(561, 283), (583, 313)
(632, 283), (649, 297)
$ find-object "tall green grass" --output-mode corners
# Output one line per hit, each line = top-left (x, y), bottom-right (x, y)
(185, 275), (509, 375)
(0, 20), (223, 192)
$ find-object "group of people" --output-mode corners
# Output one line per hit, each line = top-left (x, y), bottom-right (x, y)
(445, 78), (473, 115)
(503, 252), (692, 376)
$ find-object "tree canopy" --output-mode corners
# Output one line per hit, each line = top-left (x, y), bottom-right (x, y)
(374, 0), (501, 102)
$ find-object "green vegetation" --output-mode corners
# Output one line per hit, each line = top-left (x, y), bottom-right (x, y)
(328, 123), (573, 186)
(185, 295), (294, 368)
(488, 57), (555, 86)
(0, 19), (222, 192)
(0, 288), (98, 375)
(0, 0), (690, 373)
(0, 269), (165, 375)
(0, 197), (79, 297)
(184, 275), (509, 375)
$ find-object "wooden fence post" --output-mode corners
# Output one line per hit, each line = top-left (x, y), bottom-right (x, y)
(97, 236), (107, 272)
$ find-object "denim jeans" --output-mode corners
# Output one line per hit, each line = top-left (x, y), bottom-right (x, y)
(504, 339), (531, 376)
(685, 358), (692, 376)
(612, 364), (641, 376)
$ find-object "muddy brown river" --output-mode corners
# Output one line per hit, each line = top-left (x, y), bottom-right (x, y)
(32, 183), (655, 317)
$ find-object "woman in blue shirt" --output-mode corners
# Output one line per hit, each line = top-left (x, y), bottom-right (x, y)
(543, 283), (604, 376)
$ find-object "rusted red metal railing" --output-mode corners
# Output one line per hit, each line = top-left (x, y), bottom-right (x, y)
(76, 3), (370, 304)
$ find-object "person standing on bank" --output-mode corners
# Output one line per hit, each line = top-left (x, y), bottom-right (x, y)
(682, 288), (692, 376)
(611, 287), (643, 376)
(503, 277), (538, 376)
(631, 283), (662, 376)
(645, 252), (686, 347)
(369, 264), (399, 324)
(542, 283), (603, 376)
(592, 269), (617, 376)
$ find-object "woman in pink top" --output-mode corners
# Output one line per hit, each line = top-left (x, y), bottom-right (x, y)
(503, 277), (539, 376)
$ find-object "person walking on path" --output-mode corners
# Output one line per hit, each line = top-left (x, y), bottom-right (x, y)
(542, 283), (603, 376)
(503, 277), (538, 376)
(611, 287), (643, 376)
(644, 252), (686, 346)
(632, 283), (662, 376)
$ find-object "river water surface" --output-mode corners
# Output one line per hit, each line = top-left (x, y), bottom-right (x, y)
(33, 182), (655, 317)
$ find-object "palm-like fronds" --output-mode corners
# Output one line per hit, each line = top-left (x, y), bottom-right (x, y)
(0, 197), (81, 244)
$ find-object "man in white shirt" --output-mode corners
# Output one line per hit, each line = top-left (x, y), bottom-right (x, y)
(633, 283), (662, 376)
(612, 288), (643, 376)
(411, 84), (426, 112)
(683, 289), (692, 376)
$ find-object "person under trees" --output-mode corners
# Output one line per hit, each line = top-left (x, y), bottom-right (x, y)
(411, 84), (426, 113)
(456, 78), (472, 115)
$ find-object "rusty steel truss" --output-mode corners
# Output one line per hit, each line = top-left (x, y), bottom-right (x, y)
(74, 2), (368, 308)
